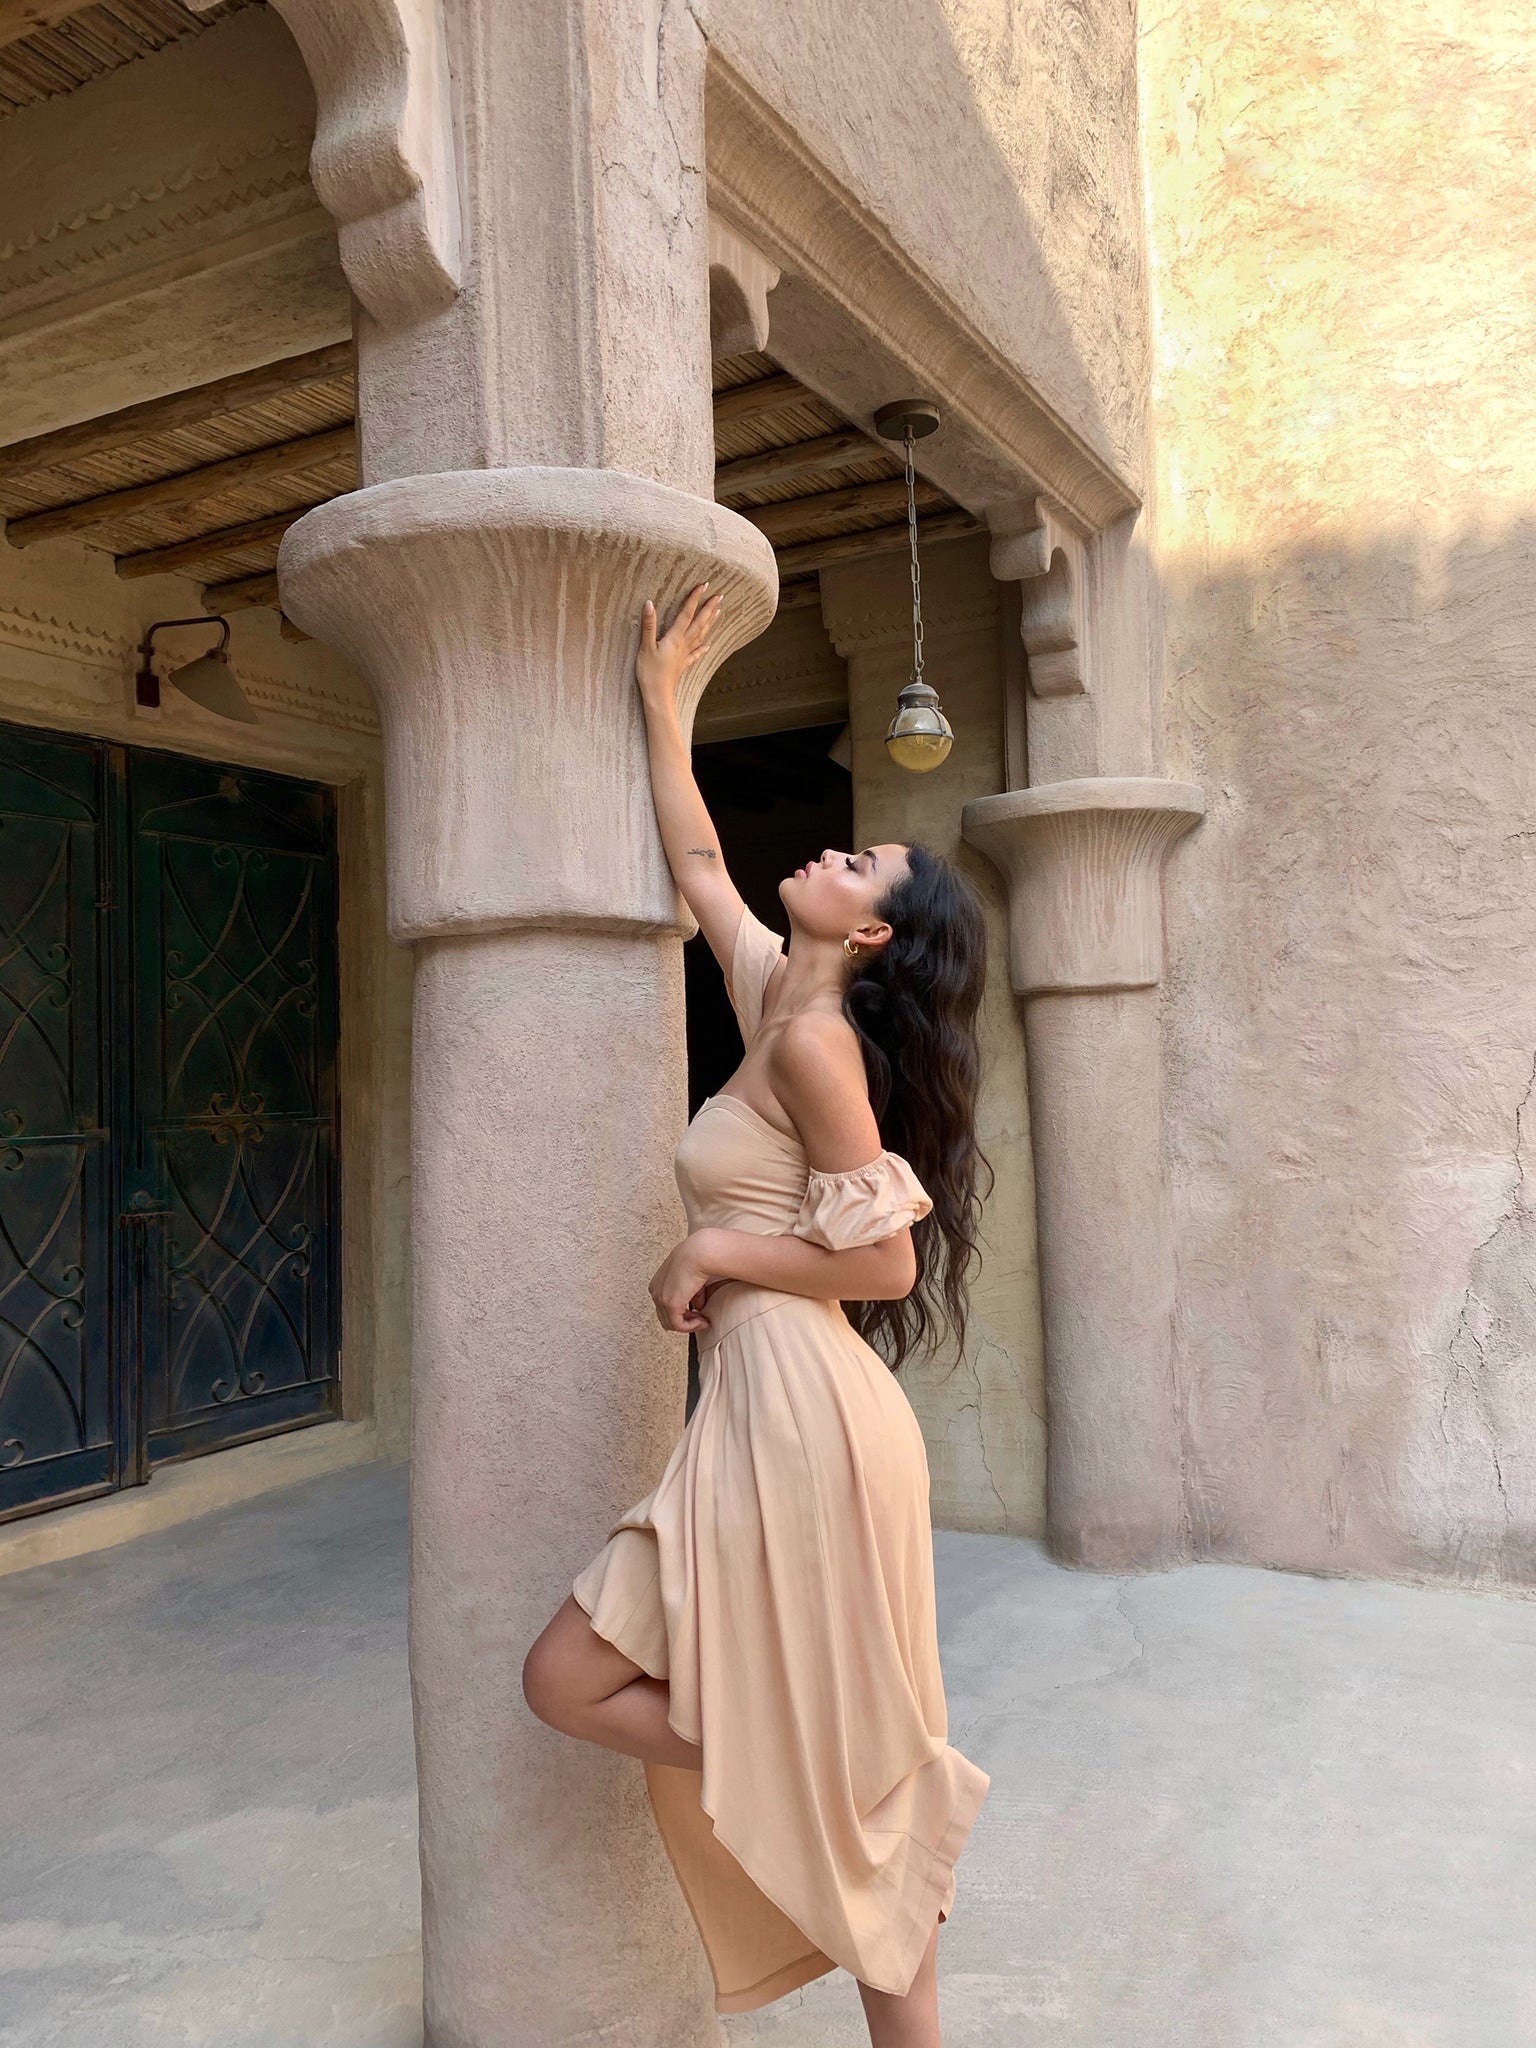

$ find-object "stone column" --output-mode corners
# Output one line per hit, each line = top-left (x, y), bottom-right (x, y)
(276, 6), (777, 2045)
(963, 779), (1204, 1570)
(819, 542), (1047, 1538)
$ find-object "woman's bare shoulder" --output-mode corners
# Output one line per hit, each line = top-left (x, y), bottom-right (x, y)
(769, 1006), (864, 1076)
(766, 1008), (880, 1167)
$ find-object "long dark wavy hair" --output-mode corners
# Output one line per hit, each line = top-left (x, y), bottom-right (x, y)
(842, 843), (991, 1372)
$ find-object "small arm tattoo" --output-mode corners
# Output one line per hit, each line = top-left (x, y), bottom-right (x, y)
(687, 846), (719, 859)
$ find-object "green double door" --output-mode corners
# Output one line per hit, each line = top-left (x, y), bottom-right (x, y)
(0, 722), (340, 1522)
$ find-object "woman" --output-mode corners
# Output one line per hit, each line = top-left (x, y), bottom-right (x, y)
(523, 584), (992, 2046)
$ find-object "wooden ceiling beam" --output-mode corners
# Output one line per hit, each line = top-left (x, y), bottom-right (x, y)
(114, 510), (305, 581)
(0, 342), (355, 483)
(742, 475), (945, 547)
(773, 508), (982, 579)
(4, 425), (357, 548)
(0, 0), (80, 52)
(152, 518), (982, 617)
(202, 570), (281, 614)
(714, 427), (882, 499)
(773, 578), (826, 611)
(710, 371), (818, 429)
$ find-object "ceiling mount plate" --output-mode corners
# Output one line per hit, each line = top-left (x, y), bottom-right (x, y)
(873, 399), (941, 442)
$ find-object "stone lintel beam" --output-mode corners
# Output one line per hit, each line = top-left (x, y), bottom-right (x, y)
(278, 467), (778, 944)
(963, 778), (1205, 995)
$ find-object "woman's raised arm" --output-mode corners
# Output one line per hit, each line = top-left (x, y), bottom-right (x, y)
(636, 584), (745, 970)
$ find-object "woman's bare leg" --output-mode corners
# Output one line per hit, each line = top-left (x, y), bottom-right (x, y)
(857, 1915), (942, 2048)
(522, 1595), (703, 1770)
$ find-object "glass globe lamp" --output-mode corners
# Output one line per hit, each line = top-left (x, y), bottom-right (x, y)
(885, 680), (954, 772)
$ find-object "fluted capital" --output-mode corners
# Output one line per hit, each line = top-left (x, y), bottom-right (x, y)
(963, 778), (1204, 994)
(279, 467), (778, 942)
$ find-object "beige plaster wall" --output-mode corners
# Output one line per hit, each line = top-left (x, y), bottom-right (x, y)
(822, 537), (1047, 1537)
(708, 0), (1149, 487)
(1142, 2), (1536, 1584)
(0, 538), (413, 1473)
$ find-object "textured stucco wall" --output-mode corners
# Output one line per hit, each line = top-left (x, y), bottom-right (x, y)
(1142, 3), (1536, 1583)
(708, 0), (1149, 485)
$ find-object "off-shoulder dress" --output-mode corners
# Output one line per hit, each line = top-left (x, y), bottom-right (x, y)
(571, 904), (989, 2014)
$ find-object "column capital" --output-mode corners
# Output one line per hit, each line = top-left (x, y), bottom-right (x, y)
(963, 777), (1204, 994)
(279, 466), (777, 943)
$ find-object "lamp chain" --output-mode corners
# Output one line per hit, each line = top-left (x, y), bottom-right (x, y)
(904, 427), (925, 688)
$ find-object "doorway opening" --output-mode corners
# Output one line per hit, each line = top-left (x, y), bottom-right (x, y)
(684, 723), (853, 1106)
(681, 722), (852, 1411)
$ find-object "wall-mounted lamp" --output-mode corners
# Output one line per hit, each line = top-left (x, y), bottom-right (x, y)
(873, 398), (954, 773)
(135, 617), (258, 724)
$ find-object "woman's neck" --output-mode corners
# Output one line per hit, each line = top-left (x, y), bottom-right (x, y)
(775, 927), (854, 1015)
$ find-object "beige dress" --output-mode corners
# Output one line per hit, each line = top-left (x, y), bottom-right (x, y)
(571, 905), (989, 2014)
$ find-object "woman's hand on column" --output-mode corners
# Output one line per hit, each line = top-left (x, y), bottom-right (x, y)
(634, 587), (744, 968)
(637, 583), (723, 711)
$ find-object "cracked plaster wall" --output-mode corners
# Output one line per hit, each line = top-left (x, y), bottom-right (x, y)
(1141, 2), (1536, 1584)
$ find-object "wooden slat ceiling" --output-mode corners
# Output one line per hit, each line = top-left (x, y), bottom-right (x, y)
(0, 0), (250, 115)
(0, 342), (980, 623)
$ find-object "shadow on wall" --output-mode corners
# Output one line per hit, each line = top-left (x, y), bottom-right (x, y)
(1157, 513), (1536, 1590)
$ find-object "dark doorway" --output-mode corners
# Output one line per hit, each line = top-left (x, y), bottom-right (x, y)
(0, 721), (341, 1522)
(684, 722), (854, 1110)
(681, 722), (852, 1413)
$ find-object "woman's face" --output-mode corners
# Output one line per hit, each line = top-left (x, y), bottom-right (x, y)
(779, 844), (910, 943)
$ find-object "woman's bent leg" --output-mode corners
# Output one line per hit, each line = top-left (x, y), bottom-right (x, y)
(522, 1595), (702, 1770)
(856, 1915), (942, 2048)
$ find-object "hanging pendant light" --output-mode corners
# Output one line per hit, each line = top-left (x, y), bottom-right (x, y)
(873, 398), (954, 773)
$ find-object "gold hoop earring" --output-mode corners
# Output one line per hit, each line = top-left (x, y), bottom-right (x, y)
(843, 936), (860, 960)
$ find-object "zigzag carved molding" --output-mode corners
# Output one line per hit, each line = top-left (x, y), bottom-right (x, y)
(0, 133), (313, 269)
(1, 167), (317, 309)
(0, 603), (130, 667)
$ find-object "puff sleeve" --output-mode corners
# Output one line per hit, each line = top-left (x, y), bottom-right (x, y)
(792, 1150), (933, 1251)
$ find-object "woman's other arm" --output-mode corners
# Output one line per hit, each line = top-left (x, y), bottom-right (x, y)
(636, 584), (744, 971)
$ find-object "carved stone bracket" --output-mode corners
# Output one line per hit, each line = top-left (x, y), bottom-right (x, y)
(223, 0), (464, 326)
(277, 468), (778, 942)
(707, 216), (780, 359)
(988, 497), (1094, 698)
(963, 778), (1205, 994)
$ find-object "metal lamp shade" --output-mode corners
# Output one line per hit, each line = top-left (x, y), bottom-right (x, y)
(169, 648), (259, 724)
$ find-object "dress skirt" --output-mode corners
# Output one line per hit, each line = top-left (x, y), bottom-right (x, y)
(571, 1278), (990, 2014)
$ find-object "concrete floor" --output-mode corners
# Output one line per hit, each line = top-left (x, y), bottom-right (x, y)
(2, 1465), (1534, 2047)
